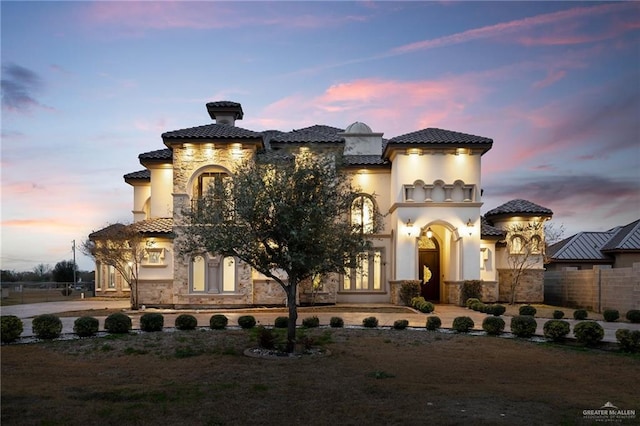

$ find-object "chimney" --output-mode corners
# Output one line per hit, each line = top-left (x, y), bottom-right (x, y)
(206, 101), (243, 126)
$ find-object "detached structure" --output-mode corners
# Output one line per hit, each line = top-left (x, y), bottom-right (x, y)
(89, 101), (552, 307)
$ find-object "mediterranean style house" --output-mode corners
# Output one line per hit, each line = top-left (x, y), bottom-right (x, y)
(90, 101), (552, 307)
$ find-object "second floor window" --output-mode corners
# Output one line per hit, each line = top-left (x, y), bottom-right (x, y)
(351, 195), (374, 234)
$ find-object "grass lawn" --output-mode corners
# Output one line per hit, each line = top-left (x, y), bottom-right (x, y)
(2, 327), (639, 426)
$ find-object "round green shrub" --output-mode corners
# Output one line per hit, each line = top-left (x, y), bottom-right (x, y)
(175, 314), (198, 330)
(510, 315), (537, 338)
(603, 309), (619, 322)
(426, 316), (441, 331)
(482, 316), (505, 335)
(573, 321), (604, 346)
(256, 326), (276, 349)
(73, 316), (99, 337)
(362, 316), (378, 328)
(237, 315), (256, 329)
(573, 309), (588, 320)
(616, 329), (640, 353)
(32, 314), (63, 339)
(419, 301), (435, 313)
(543, 320), (570, 342)
(393, 319), (409, 330)
(399, 281), (421, 306)
(209, 314), (229, 330)
(452, 316), (474, 333)
(329, 316), (344, 328)
(552, 310), (565, 319)
(302, 316), (320, 328)
(470, 302), (483, 312)
(104, 313), (132, 334)
(465, 298), (480, 308)
(140, 313), (164, 332)
(625, 309), (640, 323)
(519, 305), (537, 316)
(488, 304), (506, 316)
(274, 316), (289, 328)
(1, 315), (23, 343)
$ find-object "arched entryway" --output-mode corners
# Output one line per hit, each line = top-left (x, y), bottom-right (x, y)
(418, 234), (440, 301)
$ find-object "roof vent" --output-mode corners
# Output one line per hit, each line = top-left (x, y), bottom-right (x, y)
(206, 101), (243, 126)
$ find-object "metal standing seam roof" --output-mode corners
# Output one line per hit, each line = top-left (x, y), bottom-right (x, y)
(485, 199), (553, 218)
(547, 231), (617, 261)
(601, 219), (640, 251)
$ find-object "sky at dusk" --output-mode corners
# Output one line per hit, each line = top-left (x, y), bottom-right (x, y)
(1, 1), (639, 272)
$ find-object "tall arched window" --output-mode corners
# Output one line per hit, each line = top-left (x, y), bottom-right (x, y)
(351, 195), (374, 234)
(190, 254), (237, 293)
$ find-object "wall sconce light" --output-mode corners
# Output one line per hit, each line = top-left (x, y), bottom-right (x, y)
(406, 219), (414, 237)
(466, 218), (474, 236)
(426, 227), (433, 239)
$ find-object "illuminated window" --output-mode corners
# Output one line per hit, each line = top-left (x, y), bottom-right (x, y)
(510, 235), (525, 254)
(351, 195), (375, 234)
(530, 235), (542, 254)
(343, 249), (384, 291)
(190, 254), (237, 293)
(108, 265), (116, 289)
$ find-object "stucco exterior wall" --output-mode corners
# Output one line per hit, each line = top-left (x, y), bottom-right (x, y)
(149, 166), (173, 218)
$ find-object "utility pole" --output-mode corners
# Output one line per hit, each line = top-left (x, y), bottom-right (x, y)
(72, 240), (77, 285)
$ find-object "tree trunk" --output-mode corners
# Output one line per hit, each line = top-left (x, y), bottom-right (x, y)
(285, 282), (298, 353)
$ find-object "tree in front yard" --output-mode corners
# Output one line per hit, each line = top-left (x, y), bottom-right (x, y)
(504, 222), (546, 305)
(82, 223), (149, 310)
(179, 151), (381, 352)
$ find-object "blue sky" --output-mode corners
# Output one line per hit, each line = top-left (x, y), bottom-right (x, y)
(2, 1), (639, 272)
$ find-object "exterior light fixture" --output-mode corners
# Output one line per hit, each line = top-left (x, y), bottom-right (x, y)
(426, 227), (433, 239)
(406, 219), (414, 236)
(456, 148), (468, 156)
(407, 148), (422, 156)
(466, 218), (474, 236)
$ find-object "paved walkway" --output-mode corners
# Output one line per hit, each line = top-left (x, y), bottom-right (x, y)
(2, 300), (639, 343)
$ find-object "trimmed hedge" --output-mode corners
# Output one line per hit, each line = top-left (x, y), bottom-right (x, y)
(616, 329), (640, 353)
(603, 309), (619, 322)
(510, 315), (537, 338)
(329, 317), (344, 328)
(426, 316), (441, 331)
(104, 313), (132, 334)
(175, 314), (198, 330)
(543, 320), (570, 342)
(274, 316), (289, 328)
(519, 305), (537, 316)
(302, 316), (320, 328)
(574, 321), (604, 346)
(140, 313), (164, 332)
(237, 315), (256, 329)
(362, 316), (378, 328)
(552, 310), (565, 320)
(626, 310), (640, 323)
(73, 316), (99, 337)
(573, 309), (588, 320)
(411, 296), (434, 313)
(452, 316), (474, 333)
(393, 319), (409, 330)
(482, 316), (505, 335)
(1, 315), (23, 343)
(399, 280), (421, 306)
(210, 314), (229, 330)
(32, 314), (63, 339)
(465, 298), (480, 309)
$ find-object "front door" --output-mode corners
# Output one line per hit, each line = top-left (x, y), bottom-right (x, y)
(419, 246), (440, 301)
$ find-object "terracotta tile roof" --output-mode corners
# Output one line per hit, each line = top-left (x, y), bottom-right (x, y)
(270, 126), (345, 144)
(89, 218), (174, 239)
(343, 155), (389, 166)
(388, 128), (493, 145)
(480, 216), (505, 239)
(139, 149), (172, 160)
(132, 218), (174, 235)
(162, 124), (262, 140)
(123, 169), (150, 180)
(485, 199), (553, 218)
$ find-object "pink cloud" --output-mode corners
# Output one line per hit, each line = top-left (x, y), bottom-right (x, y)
(392, 2), (636, 54)
(533, 70), (567, 89)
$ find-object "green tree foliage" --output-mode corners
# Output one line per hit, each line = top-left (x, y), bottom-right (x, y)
(180, 152), (380, 352)
(52, 260), (77, 283)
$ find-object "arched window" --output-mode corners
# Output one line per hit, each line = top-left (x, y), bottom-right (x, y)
(530, 235), (542, 254)
(510, 235), (525, 254)
(190, 254), (237, 293)
(191, 170), (234, 220)
(351, 195), (374, 234)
